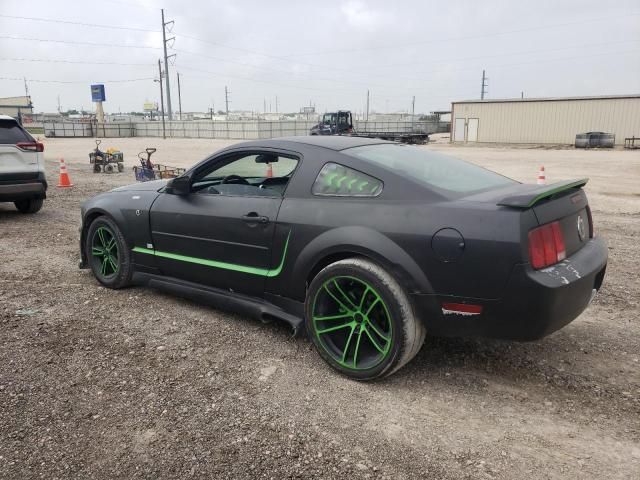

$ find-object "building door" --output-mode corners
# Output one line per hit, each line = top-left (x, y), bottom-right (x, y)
(467, 118), (479, 142)
(454, 118), (466, 142)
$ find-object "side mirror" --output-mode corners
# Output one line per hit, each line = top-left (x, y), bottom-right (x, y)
(166, 175), (191, 195)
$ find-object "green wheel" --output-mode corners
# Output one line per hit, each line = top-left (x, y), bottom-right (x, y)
(305, 258), (425, 380)
(85, 216), (133, 288)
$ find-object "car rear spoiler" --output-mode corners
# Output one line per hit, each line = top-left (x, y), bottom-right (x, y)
(497, 178), (589, 208)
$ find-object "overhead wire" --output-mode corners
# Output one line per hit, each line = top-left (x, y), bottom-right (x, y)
(0, 35), (160, 49)
(0, 76), (155, 84)
(0, 14), (159, 32)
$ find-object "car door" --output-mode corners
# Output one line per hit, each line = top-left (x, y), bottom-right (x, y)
(148, 149), (299, 297)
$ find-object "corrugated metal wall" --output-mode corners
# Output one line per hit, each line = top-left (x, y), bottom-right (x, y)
(451, 97), (640, 145)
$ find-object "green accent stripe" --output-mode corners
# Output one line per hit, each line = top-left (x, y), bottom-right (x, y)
(132, 231), (290, 278)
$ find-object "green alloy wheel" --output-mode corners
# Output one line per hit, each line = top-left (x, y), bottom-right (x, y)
(91, 226), (120, 278)
(85, 216), (133, 289)
(305, 258), (426, 380)
(312, 276), (392, 370)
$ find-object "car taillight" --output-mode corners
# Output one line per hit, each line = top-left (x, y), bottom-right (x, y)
(528, 221), (566, 269)
(16, 142), (44, 152)
(586, 205), (594, 238)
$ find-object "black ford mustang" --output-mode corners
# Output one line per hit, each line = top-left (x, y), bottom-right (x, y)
(79, 136), (607, 380)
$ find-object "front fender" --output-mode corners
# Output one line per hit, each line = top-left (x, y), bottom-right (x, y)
(80, 190), (160, 263)
(288, 226), (434, 300)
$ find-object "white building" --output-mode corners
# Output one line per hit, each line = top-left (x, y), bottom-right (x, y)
(451, 94), (640, 145)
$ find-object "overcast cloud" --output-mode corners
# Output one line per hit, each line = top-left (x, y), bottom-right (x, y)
(1, 0), (638, 114)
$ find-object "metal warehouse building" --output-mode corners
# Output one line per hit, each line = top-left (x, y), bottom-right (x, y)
(451, 94), (640, 145)
(0, 96), (33, 118)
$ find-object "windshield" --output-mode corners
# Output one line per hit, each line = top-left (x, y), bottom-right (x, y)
(344, 144), (516, 195)
(322, 113), (335, 124)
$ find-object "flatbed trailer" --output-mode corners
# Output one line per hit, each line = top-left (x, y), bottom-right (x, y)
(348, 131), (430, 144)
(310, 110), (430, 144)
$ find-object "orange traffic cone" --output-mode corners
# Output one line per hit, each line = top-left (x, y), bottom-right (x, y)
(537, 165), (545, 185)
(266, 162), (273, 178)
(57, 157), (74, 188)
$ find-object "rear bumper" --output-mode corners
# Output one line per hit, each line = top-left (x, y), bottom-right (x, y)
(0, 172), (47, 202)
(413, 236), (608, 341)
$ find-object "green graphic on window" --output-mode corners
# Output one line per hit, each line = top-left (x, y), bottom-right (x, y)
(312, 163), (383, 197)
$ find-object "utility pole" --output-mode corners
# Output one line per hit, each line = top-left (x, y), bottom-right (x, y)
(161, 9), (175, 120)
(224, 86), (231, 117)
(481, 69), (488, 100)
(366, 90), (370, 121)
(23, 77), (29, 97)
(177, 72), (182, 120)
(263, 98), (266, 114)
(275, 96), (278, 114)
(157, 59), (166, 139)
(57, 95), (61, 113)
(411, 95), (415, 130)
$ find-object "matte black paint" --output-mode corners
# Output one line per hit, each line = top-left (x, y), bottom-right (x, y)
(80, 136), (607, 340)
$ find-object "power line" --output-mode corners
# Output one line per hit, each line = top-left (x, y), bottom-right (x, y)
(173, 48), (421, 91)
(353, 48), (640, 85)
(0, 76), (154, 84)
(282, 12), (640, 58)
(0, 57), (154, 66)
(0, 35), (160, 49)
(360, 39), (640, 71)
(173, 31), (355, 77)
(0, 14), (159, 32)
(179, 71), (477, 101)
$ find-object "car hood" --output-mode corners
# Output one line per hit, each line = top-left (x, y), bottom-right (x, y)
(111, 179), (168, 192)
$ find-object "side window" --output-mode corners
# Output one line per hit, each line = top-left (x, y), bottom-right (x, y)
(192, 152), (298, 197)
(312, 162), (382, 197)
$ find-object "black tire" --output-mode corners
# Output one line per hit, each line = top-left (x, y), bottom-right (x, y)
(14, 198), (44, 214)
(305, 258), (425, 380)
(117, 162), (124, 173)
(93, 164), (102, 173)
(104, 164), (116, 174)
(85, 216), (133, 289)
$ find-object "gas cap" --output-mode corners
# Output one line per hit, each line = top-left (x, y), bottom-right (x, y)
(431, 228), (465, 263)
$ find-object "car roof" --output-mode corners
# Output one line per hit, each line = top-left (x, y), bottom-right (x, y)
(0, 114), (18, 122)
(230, 136), (392, 152)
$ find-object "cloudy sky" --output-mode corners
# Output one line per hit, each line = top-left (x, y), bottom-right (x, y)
(1, 0), (638, 115)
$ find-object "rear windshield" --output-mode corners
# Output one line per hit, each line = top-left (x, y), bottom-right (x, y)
(344, 144), (516, 195)
(0, 119), (32, 144)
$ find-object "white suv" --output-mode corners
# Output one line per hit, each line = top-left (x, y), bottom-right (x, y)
(0, 115), (47, 213)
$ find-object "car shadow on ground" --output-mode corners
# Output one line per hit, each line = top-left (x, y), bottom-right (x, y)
(0, 206), (22, 215)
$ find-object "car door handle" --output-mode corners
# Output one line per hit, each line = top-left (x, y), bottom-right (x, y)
(241, 212), (269, 224)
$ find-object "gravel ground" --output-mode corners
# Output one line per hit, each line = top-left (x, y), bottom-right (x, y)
(1, 137), (639, 479)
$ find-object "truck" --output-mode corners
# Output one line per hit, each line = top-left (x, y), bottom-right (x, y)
(309, 110), (430, 144)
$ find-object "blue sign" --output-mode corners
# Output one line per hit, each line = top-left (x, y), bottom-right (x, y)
(90, 84), (106, 102)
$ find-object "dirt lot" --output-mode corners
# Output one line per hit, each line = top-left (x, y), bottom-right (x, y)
(1, 136), (639, 479)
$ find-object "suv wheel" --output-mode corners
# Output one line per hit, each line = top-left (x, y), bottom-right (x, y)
(85, 216), (133, 288)
(14, 198), (43, 214)
(305, 258), (426, 380)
